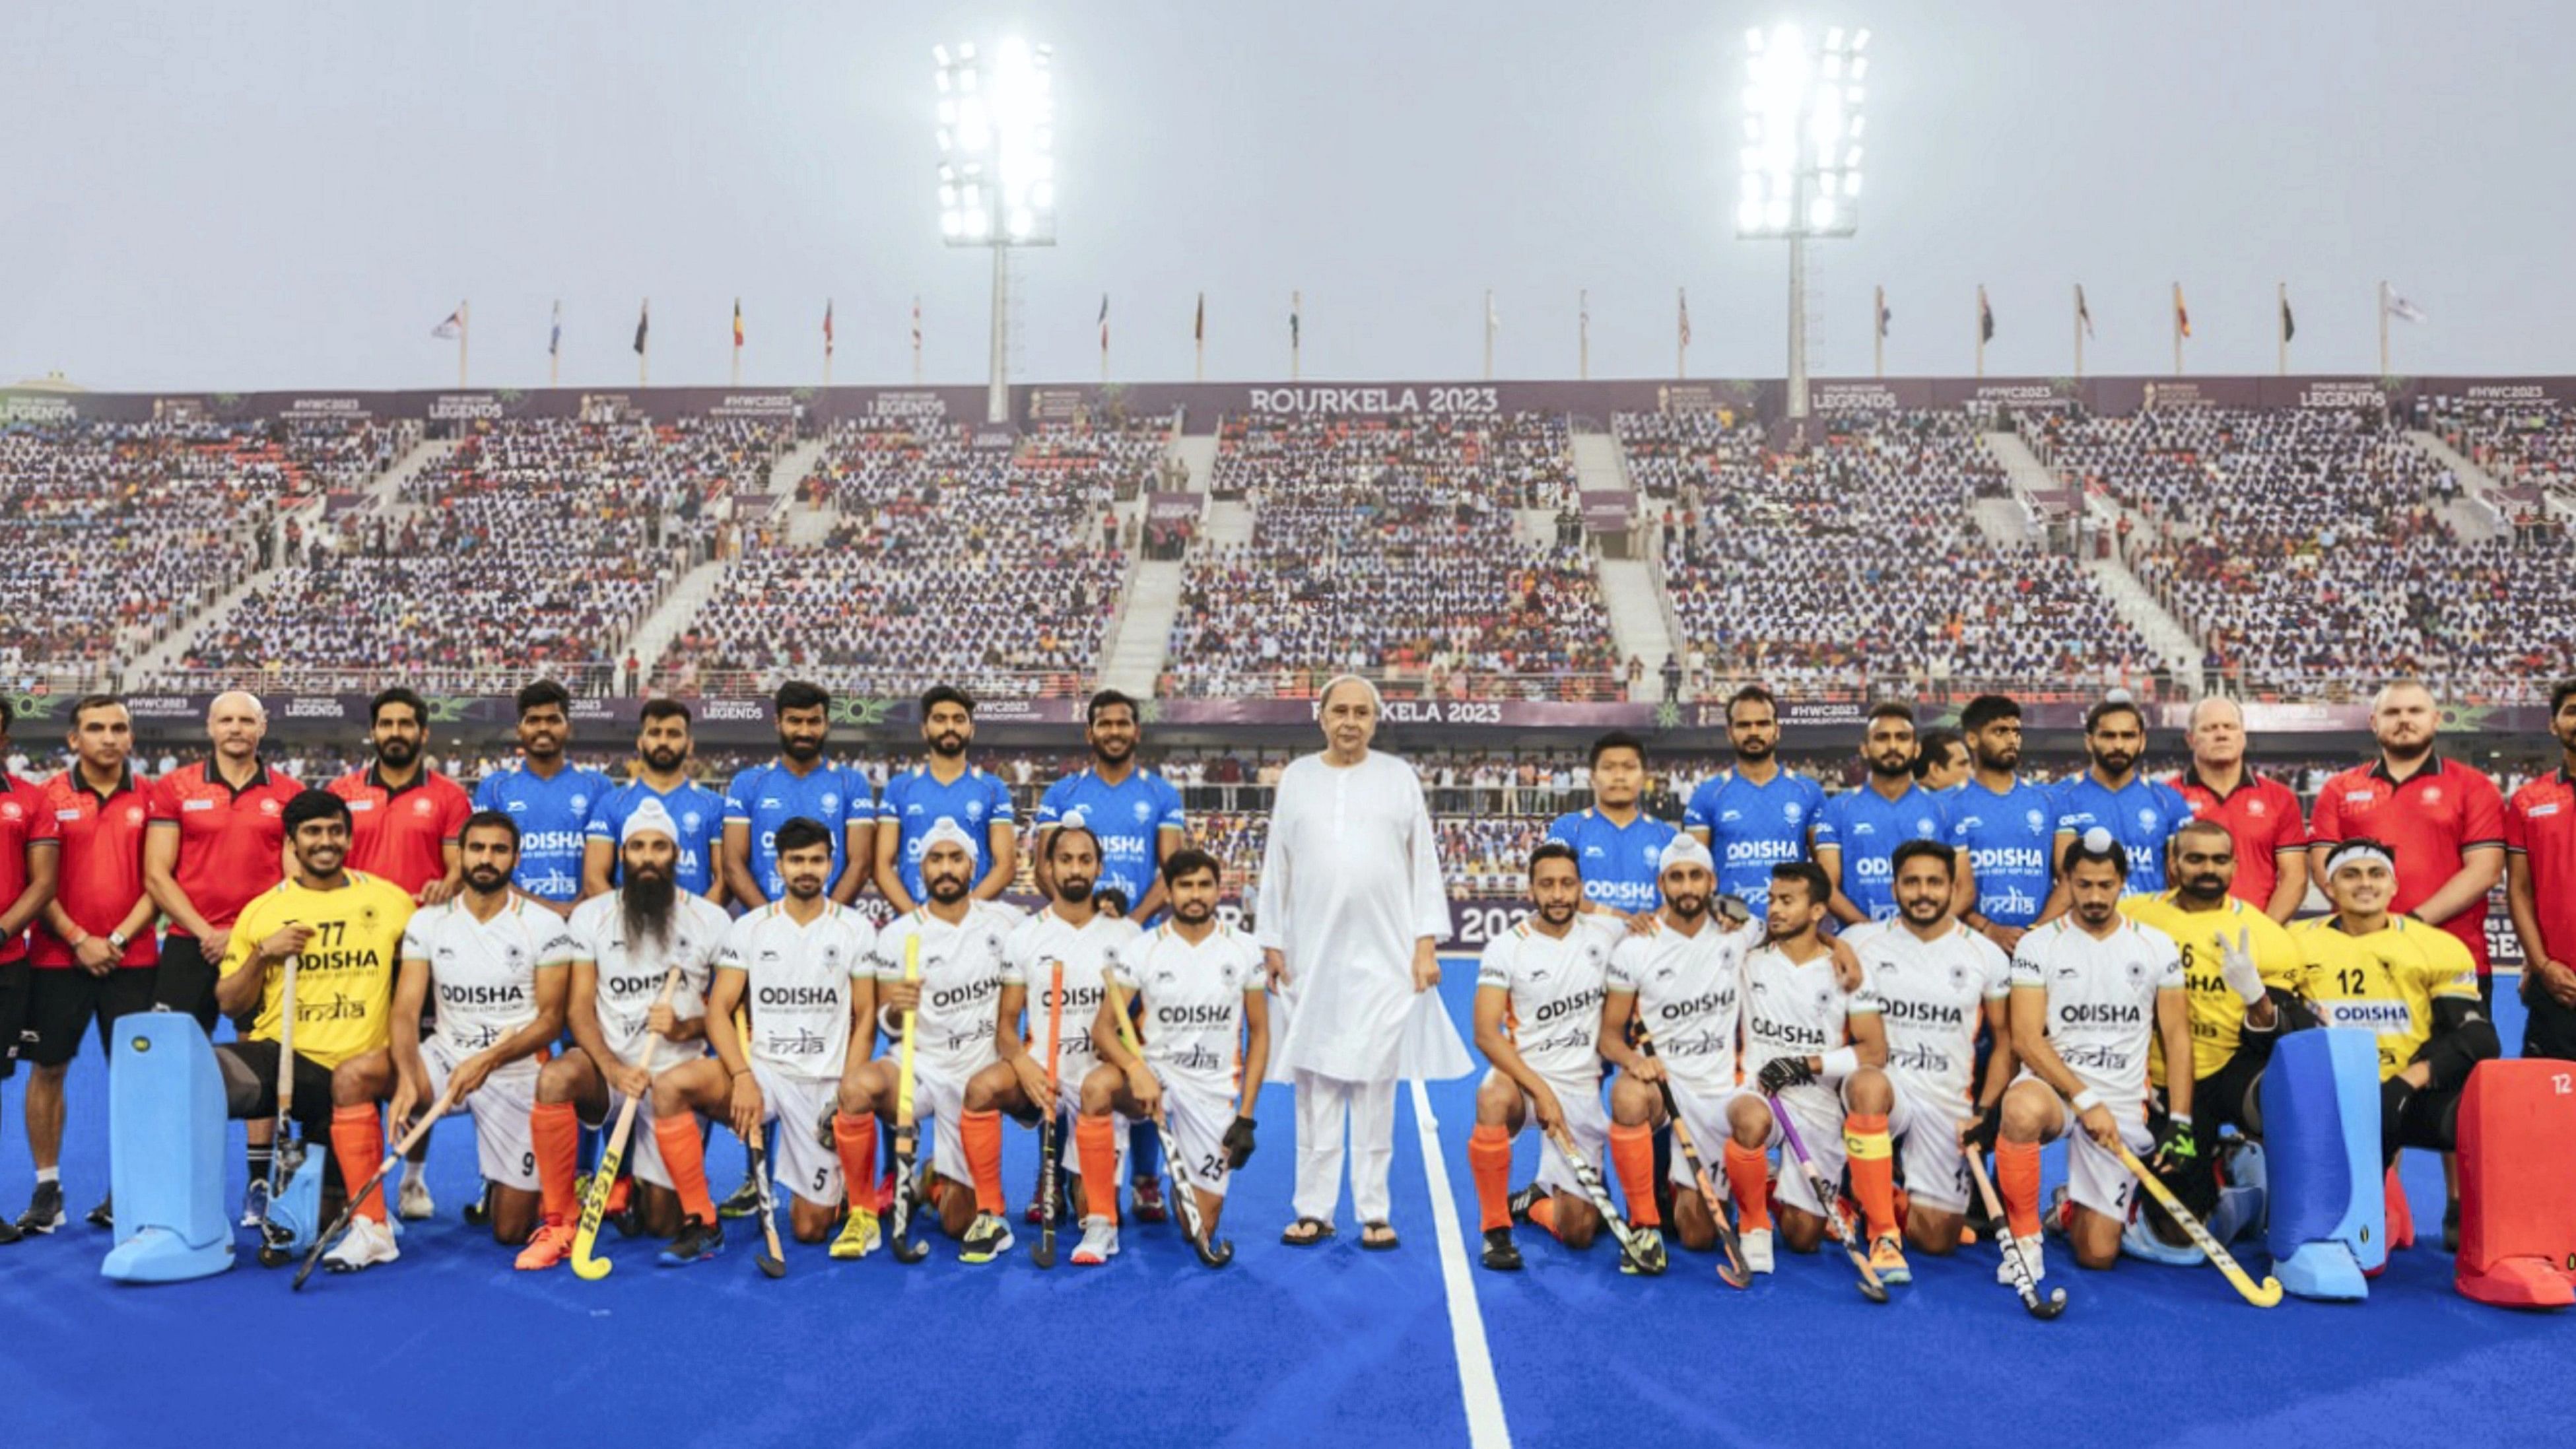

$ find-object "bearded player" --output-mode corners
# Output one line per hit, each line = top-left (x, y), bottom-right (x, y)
(998, 823), (1140, 1229)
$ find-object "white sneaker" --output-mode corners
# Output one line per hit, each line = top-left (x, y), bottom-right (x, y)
(1739, 1227), (1775, 1275)
(325, 1216), (402, 1273)
(1996, 1233), (2047, 1286)
(397, 1172), (434, 1222)
(1071, 1215), (1120, 1266)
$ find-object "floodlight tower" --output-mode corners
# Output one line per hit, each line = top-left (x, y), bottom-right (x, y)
(1736, 23), (1866, 421)
(936, 38), (1056, 424)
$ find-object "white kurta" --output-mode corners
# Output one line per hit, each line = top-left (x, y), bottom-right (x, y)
(1258, 749), (1468, 1083)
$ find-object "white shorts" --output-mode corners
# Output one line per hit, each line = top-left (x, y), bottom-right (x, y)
(751, 1061), (843, 1209)
(1661, 1075), (1756, 1192)
(421, 1037), (540, 1192)
(1049, 1106), (1143, 1178)
(1481, 1067), (1608, 1199)
(1763, 1081), (1852, 1217)
(1883, 1074), (1975, 1215)
(1151, 1073), (1238, 1199)
(2013, 1068), (2152, 1219)
(584, 1087), (670, 1190)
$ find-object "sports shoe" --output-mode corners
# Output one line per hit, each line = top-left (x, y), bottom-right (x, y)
(1868, 1231), (1911, 1286)
(515, 1219), (577, 1271)
(0, 1217), (19, 1246)
(1996, 1233), (2047, 1285)
(1740, 1227), (1776, 1275)
(658, 1215), (725, 1266)
(829, 1206), (882, 1260)
(15, 1181), (65, 1235)
(325, 1216), (401, 1273)
(718, 1166), (763, 1220)
(1131, 1177), (1168, 1224)
(2042, 1185), (2072, 1239)
(239, 1178), (272, 1229)
(397, 1171), (434, 1222)
(86, 1194), (114, 1230)
(1505, 1182), (1545, 1224)
(1619, 1224), (1668, 1276)
(1071, 1215), (1120, 1266)
(959, 1209), (1015, 1265)
(1481, 1227), (1524, 1272)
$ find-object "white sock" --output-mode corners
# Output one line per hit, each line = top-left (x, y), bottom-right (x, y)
(35, 1168), (59, 1186)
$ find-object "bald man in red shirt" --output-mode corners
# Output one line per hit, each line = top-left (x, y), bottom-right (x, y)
(2169, 696), (2309, 922)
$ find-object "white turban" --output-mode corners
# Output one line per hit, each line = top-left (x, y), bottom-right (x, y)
(621, 797), (678, 846)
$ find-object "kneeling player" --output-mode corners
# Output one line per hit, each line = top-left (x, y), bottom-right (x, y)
(522, 801), (732, 1268)
(1071, 849), (1268, 1265)
(386, 812), (572, 1260)
(1995, 830), (2192, 1276)
(1468, 842), (1619, 1269)
(999, 823), (1139, 1230)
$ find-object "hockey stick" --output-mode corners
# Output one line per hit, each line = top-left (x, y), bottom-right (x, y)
(1768, 1092), (1890, 1303)
(1963, 1140), (2067, 1319)
(1031, 958), (1066, 1268)
(1108, 982), (1231, 1268)
(1541, 1124), (1666, 1275)
(746, 1117), (786, 1279)
(1630, 1030), (1749, 1289)
(571, 964), (683, 1282)
(2114, 1143), (2282, 1308)
(293, 1081), (459, 1290)
(887, 934), (929, 1264)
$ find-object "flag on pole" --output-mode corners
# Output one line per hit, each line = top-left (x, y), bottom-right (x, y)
(2075, 285), (2094, 339)
(2173, 284), (2191, 339)
(823, 299), (834, 356)
(1678, 288), (1692, 347)
(733, 298), (745, 349)
(1978, 286), (1994, 342)
(2280, 293), (2295, 343)
(1877, 291), (1891, 337)
(548, 300), (561, 357)
(911, 295), (922, 350)
(633, 300), (650, 354)
(431, 306), (463, 339)
(2385, 290), (2428, 323)
(1290, 293), (1301, 348)
(1485, 290), (1501, 333)
(1099, 294), (1110, 354)
(1194, 292), (1205, 343)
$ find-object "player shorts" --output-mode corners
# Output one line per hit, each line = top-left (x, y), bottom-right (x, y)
(1764, 1081), (1851, 1217)
(1051, 1106), (1142, 1177)
(153, 934), (226, 1035)
(1152, 1072), (1240, 1199)
(2014, 1069), (2153, 1220)
(1661, 1074), (1755, 1191)
(750, 1060), (844, 1209)
(24, 966), (155, 1068)
(2190, 1044), (2269, 1138)
(1883, 1075), (1974, 1215)
(213, 1039), (335, 1137)
(582, 1088), (673, 1190)
(0, 960), (28, 1081)
(1481, 1067), (1608, 1199)
(912, 1045), (997, 1189)
(420, 1037), (540, 1192)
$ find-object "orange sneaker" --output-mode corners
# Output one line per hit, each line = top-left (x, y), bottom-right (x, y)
(516, 1219), (578, 1271)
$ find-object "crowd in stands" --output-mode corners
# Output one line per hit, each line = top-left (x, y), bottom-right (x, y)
(1611, 407), (1768, 497)
(2427, 393), (2575, 494)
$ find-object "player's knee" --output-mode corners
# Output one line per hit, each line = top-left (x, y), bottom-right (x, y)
(1843, 1067), (1891, 1114)
(2074, 1242), (2120, 1271)
(1474, 1077), (1518, 1125)
(1726, 1100), (1771, 1146)
(1905, 1210), (1962, 1257)
(1608, 1077), (1656, 1125)
(1560, 1210), (1602, 1251)
(649, 1071), (689, 1117)
(1779, 1213), (1824, 1254)
(2001, 1083), (2053, 1141)
(1077, 1065), (1120, 1116)
(328, 1060), (376, 1106)
(536, 1054), (584, 1103)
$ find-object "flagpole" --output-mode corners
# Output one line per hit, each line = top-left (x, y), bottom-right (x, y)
(824, 299), (834, 389)
(1483, 288), (1495, 382)
(1291, 289), (1302, 381)
(1975, 286), (1985, 380)
(549, 302), (560, 388)
(1101, 296), (1110, 386)
(2277, 281), (2288, 377)
(458, 299), (469, 389)
(1872, 285), (1883, 379)
(1194, 293), (1205, 383)
(2073, 285), (2084, 382)
(2379, 280), (2390, 375)
(912, 294), (924, 386)
(1578, 289), (1590, 381)
(731, 300), (742, 388)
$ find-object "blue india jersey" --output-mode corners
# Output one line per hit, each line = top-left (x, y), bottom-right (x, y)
(1033, 766), (1186, 910)
(1685, 769), (1827, 918)
(1543, 807), (1676, 913)
(473, 761), (613, 903)
(879, 762), (1017, 904)
(1813, 783), (1953, 922)
(1945, 778), (2056, 927)
(724, 759), (875, 901)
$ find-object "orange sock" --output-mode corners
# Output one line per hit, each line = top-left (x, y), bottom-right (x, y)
(832, 1113), (880, 1211)
(330, 1104), (388, 1223)
(962, 1108), (1005, 1216)
(652, 1115), (718, 1225)
(1997, 1139), (2042, 1240)
(1075, 1116), (1120, 1224)
(1608, 1122), (1662, 1228)
(1724, 1138), (1771, 1232)
(1529, 1195), (1562, 1239)
(1469, 1124), (1514, 1233)
(531, 1100), (580, 1224)
(1845, 1112), (1897, 1238)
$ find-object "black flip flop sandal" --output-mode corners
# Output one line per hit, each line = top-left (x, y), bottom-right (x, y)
(1359, 1221), (1400, 1251)
(1279, 1217), (1337, 1247)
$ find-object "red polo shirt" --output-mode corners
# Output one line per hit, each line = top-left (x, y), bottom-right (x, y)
(2311, 754), (2506, 973)
(0, 774), (61, 964)
(147, 758), (304, 939)
(2506, 768), (2576, 970)
(329, 766), (469, 898)
(31, 766), (158, 970)
(2170, 768), (2308, 910)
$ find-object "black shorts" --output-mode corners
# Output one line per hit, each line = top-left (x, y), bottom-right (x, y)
(2381, 1075), (2463, 1164)
(0, 960), (29, 1081)
(214, 1039), (336, 1137)
(2520, 978), (2576, 1063)
(2194, 1040), (2270, 1137)
(23, 967), (156, 1069)
(154, 934), (225, 1034)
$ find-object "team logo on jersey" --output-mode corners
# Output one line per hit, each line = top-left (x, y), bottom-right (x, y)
(1784, 803), (1805, 824)
(966, 801), (985, 822)
(1720, 809), (1743, 823)
(2247, 799), (2268, 817)
(571, 794), (590, 812)
(0, 802), (16, 822)
(2124, 957), (2150, 987)
(1916, 817), (1936, 836)
(1526, 964), (1551, 983)
(759, 797), (782, 811)
(2423, 787), (2443, 805)
(681, 811), (702, 832)
(2136, 808), (2158, 829)
(1948, 961), (1972, 993)
(821, 944), (841, 968)
(1583, 844), (1605, 858)
(906, 802), (924, 817)
(2026, 809), (2045, 832)
(360, 904), (381, 929)
(1133, 800), (1153, 823)
(126, 806), (145, 825)
(1852, 821), (1875, 836)
(413, 799), (434, 817)
(2532, 802), (2563, 819)
(1812, 984), (1835, 1015)
(502, 943), (525, 968)
(1641, 843), (1660, 865)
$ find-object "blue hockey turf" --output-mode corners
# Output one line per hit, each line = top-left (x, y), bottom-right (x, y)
(0, 969), (2567, 1449)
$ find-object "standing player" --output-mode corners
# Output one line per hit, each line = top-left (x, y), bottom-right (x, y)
(1073, 848), (1270, 1265)
(1994, 830), (2192, 1276)
(998, 824), (1140, 1229)
(1813, 702), (1951, 926)
(2043, 694), (2190, 912)
(1031, 689), (1184, 921)
(722, 680), (875, 910)
(330, 687), (471, 905)
(145, 691), (301, 1031)
(0, 700), (58, 1244)
(582, 699), (728, 905)
(473, 679), (612, 915)
(380, 812), (574, 1265)
(1685, 685), (1826, 921)
(874, 685), (1017, 912)
(1914, 728), (1971, 797)
(1948, 694), (2056, 953)
(1468, 842), (1620, 1269)
(1545, 731), (1676, 918)
(20, 696), (154, 1234)
(840, 824), (1026, 1260)
(2169, 696), (2309, 922)
(2504, 679), (2576, 1061)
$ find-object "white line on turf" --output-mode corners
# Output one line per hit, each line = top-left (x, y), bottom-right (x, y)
(1411, 1077), (1512, 1449)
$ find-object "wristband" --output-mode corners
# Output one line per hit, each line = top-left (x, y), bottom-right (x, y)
(2071, 1088), (2103, 1113)
(1818, 1047), (1859, 1081)
(2169, 1112), (2192, 1131)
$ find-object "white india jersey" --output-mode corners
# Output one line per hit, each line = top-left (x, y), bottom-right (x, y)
(718, 901), (878, 1079)
(1606, 918), (1752, 1094)
(1106, 922), (1264, 1096)
(1475, 915), (1619, 1080)
(568, 892), (733, 1074)
(1846, 919), (2009, 1108)
(874, 900), (1026, 1067)
(2010, 916), (2182, 1111)
(1001, 907), (1140, 1087)
(401, 896), (574, 1060)
(1742, 942), (1877, 1083)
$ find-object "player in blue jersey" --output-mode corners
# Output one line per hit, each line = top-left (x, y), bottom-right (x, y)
(873, 683), (1017, 912)
(1685, 686), (1827, 920)
(473, 679), (612, 917)
(1914, 727), (1970, 799)
(1545, 731), (1674, 917)
(1946, 694), (2056, 953)
(1033, 690), (1185, 921)
(580, 698), (728, 904)
(2043, 693), (2190, 914)
(1813, 701), (1952, 926)
(722, 679), (875, 908)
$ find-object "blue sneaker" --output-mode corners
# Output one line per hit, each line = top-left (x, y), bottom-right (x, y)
(657, 1215), (725, 1267)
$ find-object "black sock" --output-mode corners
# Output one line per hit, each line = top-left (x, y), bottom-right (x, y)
(247, 1143), (274, 1184)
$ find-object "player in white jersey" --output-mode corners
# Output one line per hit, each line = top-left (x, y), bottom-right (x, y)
(1598, 837), (1769, 1272)
(525, 799), (733, 1265)
(1468, 841), (1621, 1269)
(997, 824), (1140, 1228)
(383, 813), (575, 1265)
(1994, 828), (2192, 1279)
(648, 818), (879, 1252)
(1073, 848), (1270, 1265)
(838, 823), (1028, 1263)
(1841, 839), (2017, 1264)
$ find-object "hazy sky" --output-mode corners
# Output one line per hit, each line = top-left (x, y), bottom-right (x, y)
(5, 0), (2568, 391)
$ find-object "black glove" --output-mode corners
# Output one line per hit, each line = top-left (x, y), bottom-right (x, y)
(1961, 1100), (2003, 1154)
(2150, 1112), (2199, 1174)
(1755, 1056), (1815, 1096)
(1222, 1115), (1257, 1170)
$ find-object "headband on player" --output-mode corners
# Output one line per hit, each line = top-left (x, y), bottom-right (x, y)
(620, 797), (677, 846)
(2324, 840), (2396, 878)
(920, 817), (978, 857)
(1658, 836), (1716, 875)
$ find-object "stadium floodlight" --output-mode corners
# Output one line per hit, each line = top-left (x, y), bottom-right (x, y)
(936, 36), (1055, 422)
(1734, 22), (1868, 421)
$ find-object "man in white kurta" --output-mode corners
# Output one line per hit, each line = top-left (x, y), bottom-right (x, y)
(1260, 677), (1452, 1248)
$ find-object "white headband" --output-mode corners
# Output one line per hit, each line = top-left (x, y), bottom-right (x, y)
(2324, 842), (2396, 879)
